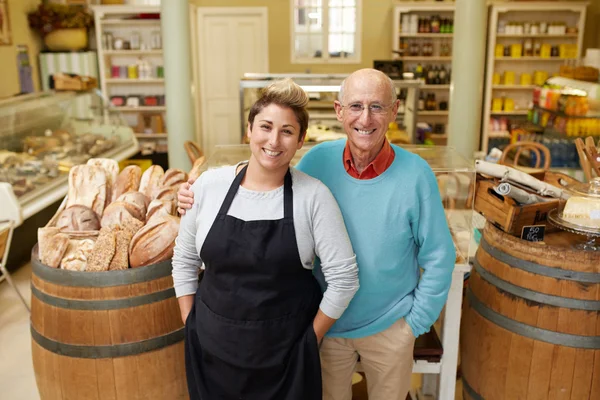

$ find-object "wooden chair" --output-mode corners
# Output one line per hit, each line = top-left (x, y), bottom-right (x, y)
(498, 141), (551, 175)
(184, 141), (204, 164)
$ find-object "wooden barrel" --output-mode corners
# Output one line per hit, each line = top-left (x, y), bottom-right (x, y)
(30, 247), (188, 400)
(461, 223), (600, 400)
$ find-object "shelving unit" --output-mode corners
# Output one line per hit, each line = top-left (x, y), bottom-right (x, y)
(92, 5), (167, 156)
(481, 1), (588, 153)
(393, 2), (456, 145)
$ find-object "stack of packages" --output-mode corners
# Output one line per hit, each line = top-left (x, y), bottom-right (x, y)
(37, 159), (187, 271)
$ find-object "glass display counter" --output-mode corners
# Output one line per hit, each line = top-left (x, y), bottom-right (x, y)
(0, 90), (139, 221)
(199, 143), (475, 265)
(239, 73), (422, 145)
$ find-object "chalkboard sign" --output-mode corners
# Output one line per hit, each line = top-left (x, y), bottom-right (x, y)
(521, 225), (545, 242)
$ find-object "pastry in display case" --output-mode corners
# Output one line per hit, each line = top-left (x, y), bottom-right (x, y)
(196, 143), (475, 266)
(0, 91), (139, 220)
(239, 73), (422, 145)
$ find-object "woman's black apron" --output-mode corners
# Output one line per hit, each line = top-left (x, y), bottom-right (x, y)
(184, 165), (323, 400)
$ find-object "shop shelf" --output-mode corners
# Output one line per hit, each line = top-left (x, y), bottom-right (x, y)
(105, 78), (165, 84)
(115, 106), (166, 112)
(496, 33), (578, 38)
(421, 85), (451, 89)
(490, 110), (529, 115)
(492, 85), (537, 90)
(401, 56), (452, 61)
(399, 33), (453, 38)
(420, 110), (450, 116)
(103, 50), (163, 56)
(100, 19), (161, 26)
(494, 57), (577, 61)
(135, 133), (168, 139)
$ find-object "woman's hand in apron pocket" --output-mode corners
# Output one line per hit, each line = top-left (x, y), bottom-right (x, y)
(178, 294), (196, 324)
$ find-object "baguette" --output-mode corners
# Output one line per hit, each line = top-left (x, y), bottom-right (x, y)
(87, 158), (119, 207)
(87, 228), (116, 272)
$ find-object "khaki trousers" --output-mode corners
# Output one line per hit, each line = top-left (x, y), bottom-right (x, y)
(320, 318), (416, 400)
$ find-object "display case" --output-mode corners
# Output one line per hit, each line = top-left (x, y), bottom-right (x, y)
(197, 143), (474, 399)
(239, 73), (422, 145)
(0, 90), (139, 221)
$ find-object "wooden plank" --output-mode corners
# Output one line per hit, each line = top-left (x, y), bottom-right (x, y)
(93, 310), (117, 400)
(590, 310), (600, 399)
(32, 341), (64, 400)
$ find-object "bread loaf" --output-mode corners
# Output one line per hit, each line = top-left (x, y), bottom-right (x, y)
(153, 187), (177, 202)
(146, 199), (176, 222)
(113, 165), (142, 200)
(139, 165), (164, 198)
(55, 205), (100, 231)
(60, 231), (98, 271)
(38, 227), (69, 268)
(87, 228), (116, 272)
(66, 165), (108, 217)
(129, 214), (180, 268)
(87, 158), (119, 207)
(101, 201), (145, 228)
(108, 220), (143, 271)
(161, 169), (188, 189)
(116, 191), (150, 214)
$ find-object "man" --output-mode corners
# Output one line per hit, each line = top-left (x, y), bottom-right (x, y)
(177, 68), (455, 400)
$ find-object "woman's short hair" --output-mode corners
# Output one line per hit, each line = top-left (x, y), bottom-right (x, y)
(248, 78), (309, 140)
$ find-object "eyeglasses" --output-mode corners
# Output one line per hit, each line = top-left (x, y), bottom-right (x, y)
(340, 102), (393, 115)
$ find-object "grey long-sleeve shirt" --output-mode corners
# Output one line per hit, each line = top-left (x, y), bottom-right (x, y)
(172, 164), (359, 319)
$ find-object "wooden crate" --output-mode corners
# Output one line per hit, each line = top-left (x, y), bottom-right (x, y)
(474, 171), (578, 236)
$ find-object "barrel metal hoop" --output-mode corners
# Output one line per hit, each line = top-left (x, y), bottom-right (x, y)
(473, 259), (600, 311)
(31, 325), (184, 359)
(480, 238), (600, 283)
(467, 289), (600, 349)
(31, 257), (173, 287)
(462, 377), (485, 400)
(31, 284), (176, 310)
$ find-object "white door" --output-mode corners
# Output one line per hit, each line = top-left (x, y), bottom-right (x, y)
(196, 8), (268, 154)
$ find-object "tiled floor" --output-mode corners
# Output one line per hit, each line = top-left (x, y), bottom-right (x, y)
(0, 263), (39, 400)
(0, 263), (463, 400)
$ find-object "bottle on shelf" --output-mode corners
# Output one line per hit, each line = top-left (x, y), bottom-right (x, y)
(433, 66), (441, 85)
(418, 92), (425, 111)
(415, 63), (424, 81)
(398, 89), (407, 114)
(439, 65), (448, 84)
(431, 15), (440, 34)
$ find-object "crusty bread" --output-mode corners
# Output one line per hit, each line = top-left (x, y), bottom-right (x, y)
(146, 199), (176, 222)
(38, 227), (70, 268)
(153, 187), (177, 202)
(55, 205), (100, 232)
(129, 214), (180, 268)
(161, 169), (188, 190)
(139, 165), (164, 198)
(87, 228), (116, 272)
(67, 165), (108, 217)
(87, 158), (119, 207)
(59, 231), (98, 271)
(116, 191), (150, 215)
(113, 165), (142, 201)
(101, 201), (145, 228)
(108, 220), (142, 271)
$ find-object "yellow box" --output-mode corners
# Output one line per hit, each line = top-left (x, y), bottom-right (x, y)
(540, 44), (552, 58)
(503, 97), (515, 111)
(495, 44), (504, 58)
(492, 98), (503, 112)
(504, 71), (516, 85)
(511, 44), (522, 58)
(493, 73), (502, 85)
(119, 159), (153, 173)
(520, 73), (532, 86)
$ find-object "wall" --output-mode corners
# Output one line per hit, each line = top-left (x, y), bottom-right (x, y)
(190, 0), (396, 73)
(0, 0), (42, 99)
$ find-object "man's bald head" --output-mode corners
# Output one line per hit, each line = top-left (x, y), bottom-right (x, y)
(338, 69), (396, 105)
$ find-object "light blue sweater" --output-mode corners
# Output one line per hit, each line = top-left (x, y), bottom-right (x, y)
(296, 140), (456, 338)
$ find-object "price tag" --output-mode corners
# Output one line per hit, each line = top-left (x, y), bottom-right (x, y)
(521, 225), (545, 242)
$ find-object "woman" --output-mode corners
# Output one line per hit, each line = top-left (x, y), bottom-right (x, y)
(172, 79), (359, 400)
